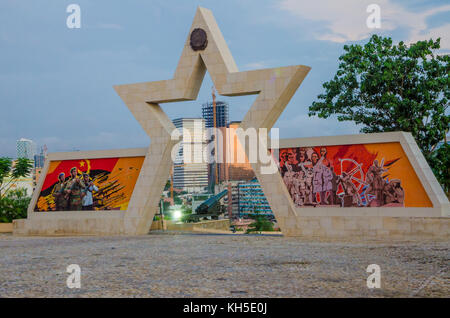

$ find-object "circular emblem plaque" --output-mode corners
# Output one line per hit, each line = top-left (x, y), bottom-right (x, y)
(190, 28), (208, 51)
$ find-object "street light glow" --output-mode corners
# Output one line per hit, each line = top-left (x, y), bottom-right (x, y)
(173, 210), (182, 220)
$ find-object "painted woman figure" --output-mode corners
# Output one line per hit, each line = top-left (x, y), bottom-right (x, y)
(311, 152), (322, 204)
(318, 147), (333, 205)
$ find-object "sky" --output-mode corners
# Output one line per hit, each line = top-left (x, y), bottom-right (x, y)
(0, 0), (449, 157)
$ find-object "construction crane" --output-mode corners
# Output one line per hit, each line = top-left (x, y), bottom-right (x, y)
(212, 86), (233, 220)
(212, 86), (219, 188)
(225, 128), (233, 219)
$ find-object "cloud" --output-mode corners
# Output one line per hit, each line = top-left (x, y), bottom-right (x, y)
(408, 24), (450, 52)
(277, 0), (450, 49)
(243, 61), (269, 69)
(29, 132), (148, 155)
(276, 114), (361, 139)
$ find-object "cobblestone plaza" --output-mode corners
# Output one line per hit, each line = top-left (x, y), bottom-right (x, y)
(1, 233), (448, 297)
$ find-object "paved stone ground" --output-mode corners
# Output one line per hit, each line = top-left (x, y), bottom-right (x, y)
(0, 233), (448, 297)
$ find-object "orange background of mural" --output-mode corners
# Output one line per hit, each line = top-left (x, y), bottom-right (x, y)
(279, 142), (432, 207)
(364, 143), (431, 207)
(35, 156), (145, 211)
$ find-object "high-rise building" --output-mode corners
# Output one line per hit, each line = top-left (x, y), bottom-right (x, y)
(202, 100), (229, 128)
(220, 180), (242, 218)
(238, 178), (273, 218)
(202, 100), (229, 188)
(219, 121), (255, 182)
(34, 146), (46, 168)
(34, 154), (45, 168)
(172, 118), (208, 193)
(16, 138), (36, 160)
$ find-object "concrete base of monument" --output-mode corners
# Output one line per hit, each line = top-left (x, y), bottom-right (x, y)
(13, 215), (449, 240)
(165, 219), (230, 232)
(281, 215), (449, 240)
(13, 215), (127, 236)
(0, 223), (13, 233)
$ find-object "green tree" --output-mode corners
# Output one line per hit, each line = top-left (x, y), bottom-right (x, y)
(181, 207), (192, 223)
(0, 188), (30, 222)
(309, 35), (449, 193)
(164, 179), (171, 191)
(0, 157), (34, 199)
(246, 209), (274, 234)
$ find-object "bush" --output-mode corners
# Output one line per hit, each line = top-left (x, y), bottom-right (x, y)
(181, 208), (192, 223)
(246, 213), (274, 234)
(0, 188), (30, 223)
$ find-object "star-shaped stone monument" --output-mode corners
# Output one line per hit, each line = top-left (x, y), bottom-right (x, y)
(114, 7), (310, 235)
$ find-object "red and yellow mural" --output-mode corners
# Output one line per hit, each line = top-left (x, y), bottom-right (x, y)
(35, 156), (145, 211)
(278, 142), (431, 208)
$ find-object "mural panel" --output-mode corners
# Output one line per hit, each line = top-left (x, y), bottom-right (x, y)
(278, 142), (432, 208)
(35, 156), (145, 211)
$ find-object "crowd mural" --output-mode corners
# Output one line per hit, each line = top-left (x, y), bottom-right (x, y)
(35, 157), (144, 211)
(278, 144), (408, 207)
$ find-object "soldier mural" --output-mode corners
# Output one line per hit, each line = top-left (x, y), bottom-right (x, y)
(278, 143), (415, 208)
(34, 157), (145, 211)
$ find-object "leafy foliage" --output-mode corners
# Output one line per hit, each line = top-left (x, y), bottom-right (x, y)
(12, 157), (34, 179)
(246, 211), (274, 234)
(0, 157), (33, 222)
(0, 188), (30, 223)
(309, 35), (449, 193)
(428, 143), (450, 194)
(0, 157), (34, 198)
(181, 207), (193, 223)
(164, 180), (171, 191)
(0, 158), (13, 191)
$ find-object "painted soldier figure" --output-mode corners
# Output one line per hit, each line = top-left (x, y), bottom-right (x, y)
(366, 160), (387, 206)
(280, 151), (289, 177)
(285, 152), (299, 173)
(296, 170), (308, 206)
(340, 172), (361, 207)
(383, 179), (404, 206)
(393, 181), (405, 205)
(304, 166), (314, 205)
(52, 172), (68, 211)
(65, 167), (85, 211)
(329, 167), (340, 205)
